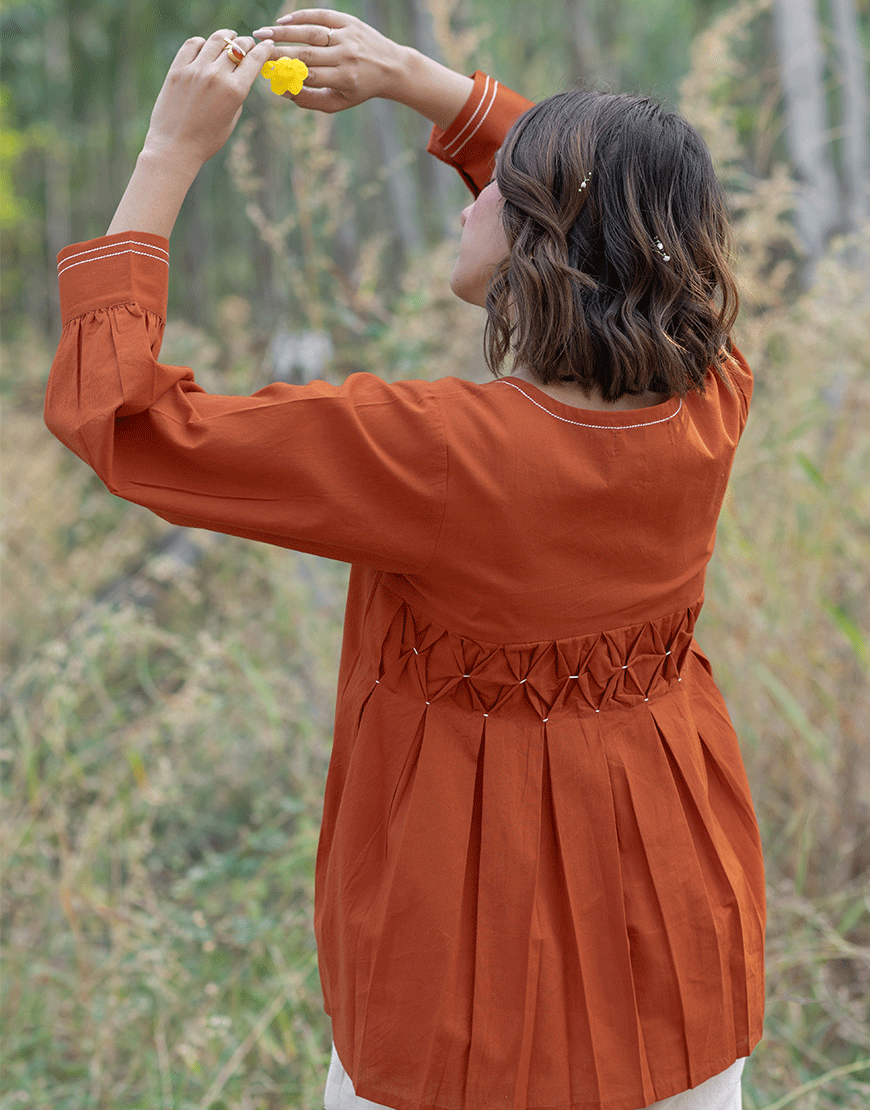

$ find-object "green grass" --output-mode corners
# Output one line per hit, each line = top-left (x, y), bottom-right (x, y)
(1, 477), (346, 1106)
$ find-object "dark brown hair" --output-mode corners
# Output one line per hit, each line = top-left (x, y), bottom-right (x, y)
(485, 90), (739, 399)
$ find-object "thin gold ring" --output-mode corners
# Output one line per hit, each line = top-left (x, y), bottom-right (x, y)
(324, 28), (333, 46)
(222, 36), (247, 64)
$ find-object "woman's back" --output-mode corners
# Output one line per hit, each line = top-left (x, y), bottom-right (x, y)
(385, 361), (750, 643)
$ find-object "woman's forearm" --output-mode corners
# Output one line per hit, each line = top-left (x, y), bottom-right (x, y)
(106, 31), (271, 237)
(387, 48), (474, 131)
(106, 147), (200, 238)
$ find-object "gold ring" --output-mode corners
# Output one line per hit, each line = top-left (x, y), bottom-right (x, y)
(222, 36), (247, 64)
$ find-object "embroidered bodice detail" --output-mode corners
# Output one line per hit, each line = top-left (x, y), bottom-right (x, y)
(371, 600), (701, 719)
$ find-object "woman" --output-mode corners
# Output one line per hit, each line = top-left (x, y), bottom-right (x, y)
(45, 10), (764, 1110)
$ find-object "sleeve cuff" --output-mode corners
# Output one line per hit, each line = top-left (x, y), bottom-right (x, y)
(427, 72), (499, 163)
(57, 232), (170, 324)
(427, 71), (534, 196)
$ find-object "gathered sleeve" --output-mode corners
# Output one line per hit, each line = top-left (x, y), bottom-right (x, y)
(427, 71), (533, 196)
(45, 234), (448, 573)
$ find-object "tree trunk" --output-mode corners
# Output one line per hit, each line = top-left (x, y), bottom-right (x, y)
(181, 173), (209, 327)
(111, 3), (138, 203)
(363, 0), (424, 260)
(44, 7), (72, 335)
(410, 0), (459, 239)
(829, 0), (870, 236)
(771, 0), (843, 280)
(566, 0), (602, 85)
(598, 0), (622, 88)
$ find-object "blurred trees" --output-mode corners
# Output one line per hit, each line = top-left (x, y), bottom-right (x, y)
(831, 0), (870, 239)
(773, 0), (869, 280)
(1, 0), (868, 337)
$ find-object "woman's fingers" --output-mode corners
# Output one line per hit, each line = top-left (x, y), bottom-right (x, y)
(144, 30), (275, 170)
(187, 30), (272, 75)
(210, 32), (273, 76)
(275, 8), (348, 29)
(232, 35), (257, 54)
(252, 9), (410, 112)
(253, 18), (348, 106)
(194, 28), (242, 64)
(284, 86), (346, 112)
(292, 62), (339, 89)
(254, 8), (352, 43)
(172, 36), (207, 68)
(266, 41), (341, 71)
(234, 38), (277, 87)
(254, 22), (337, 49)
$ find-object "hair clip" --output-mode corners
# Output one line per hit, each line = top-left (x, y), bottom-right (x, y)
(653, 238), (671, 262)
(578, 170), (591, 192)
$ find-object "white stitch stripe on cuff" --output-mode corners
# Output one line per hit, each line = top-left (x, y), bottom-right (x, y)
(59, 239), (169, 267)
(58, 247), (170, 276)
(442, 76), (491, 156)
(58, 239), (169, 273)
(448, 80), (499, 159)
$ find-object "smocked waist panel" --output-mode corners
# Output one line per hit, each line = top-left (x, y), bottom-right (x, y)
(371, 597), (702, 718)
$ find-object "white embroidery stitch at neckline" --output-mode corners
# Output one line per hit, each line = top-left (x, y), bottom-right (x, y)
(492, 379), (682, 430)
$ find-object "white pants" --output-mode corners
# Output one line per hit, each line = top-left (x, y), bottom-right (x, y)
(324, 1045), (745, 1110)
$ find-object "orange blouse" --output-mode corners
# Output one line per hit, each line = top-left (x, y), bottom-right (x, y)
(46, 73), (764, 1110)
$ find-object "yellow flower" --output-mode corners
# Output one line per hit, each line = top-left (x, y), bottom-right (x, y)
(261, 58), (309, 96)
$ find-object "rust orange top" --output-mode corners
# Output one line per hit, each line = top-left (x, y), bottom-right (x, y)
(46, 73), (764, 1110)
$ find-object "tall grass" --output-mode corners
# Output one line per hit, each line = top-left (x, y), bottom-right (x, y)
(2, 1), (869, 1106)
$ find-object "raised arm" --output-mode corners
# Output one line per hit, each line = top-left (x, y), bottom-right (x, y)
(253, 9), (534, 196)
(45, 12), (527, 571)
(107, 30), (274, 238)
(252, 9), (474, 128)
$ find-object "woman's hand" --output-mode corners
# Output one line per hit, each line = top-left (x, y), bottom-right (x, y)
(142, 30), (275, 176)
(252, 9), (473, 129)
(252, 10), (409, 114)
(107, 30), (275, 238)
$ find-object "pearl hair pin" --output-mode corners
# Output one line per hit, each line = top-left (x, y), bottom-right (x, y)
(654, 238), (671, 262)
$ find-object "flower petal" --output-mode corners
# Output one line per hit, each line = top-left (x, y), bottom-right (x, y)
(261, 57), (308, 96)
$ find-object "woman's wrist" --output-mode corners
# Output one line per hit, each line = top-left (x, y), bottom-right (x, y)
(106, 146), (200, 238)
(387, 47), (474, 131)
(139, 135), (205, 184)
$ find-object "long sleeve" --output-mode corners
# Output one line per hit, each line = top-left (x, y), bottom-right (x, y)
(427, 71), (533, 196)
(45, 234), (447, 573)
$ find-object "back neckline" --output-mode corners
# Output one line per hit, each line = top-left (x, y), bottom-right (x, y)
(491, 378), (684, 430)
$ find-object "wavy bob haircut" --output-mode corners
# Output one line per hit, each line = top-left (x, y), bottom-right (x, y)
(485, 90), (739, 399)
